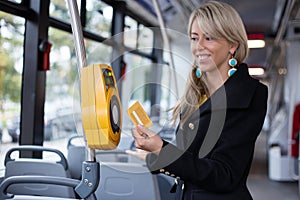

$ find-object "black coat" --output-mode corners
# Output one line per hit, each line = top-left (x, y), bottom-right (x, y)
(146, 63), (268, 200)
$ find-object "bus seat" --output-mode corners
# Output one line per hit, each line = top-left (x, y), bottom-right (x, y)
(67, 135), (131, 180)
(0, 175), (81, 200)
(3, 146), (76, 198)
(68, 147), (132, 179)
(95, 162), (161, 200)
(66, 135), (176, 199)
(67, 135), (86, 180)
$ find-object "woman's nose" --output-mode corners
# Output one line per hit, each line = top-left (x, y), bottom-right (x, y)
(196, 39), (205, 49)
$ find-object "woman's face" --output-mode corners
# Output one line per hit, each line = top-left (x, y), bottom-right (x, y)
(190, 19), (237, 74)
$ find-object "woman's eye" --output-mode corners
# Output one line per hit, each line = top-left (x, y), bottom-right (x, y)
(205, 36), (213, 41)
(190, 37), (198, 41)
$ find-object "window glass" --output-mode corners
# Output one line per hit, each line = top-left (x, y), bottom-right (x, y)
(121, 53), (152, 129)
(124, 16), (138, 49)
(124, 17), (153, 54)
(137, 24), (153, 54)
(50, 0), (74, 22)
(120, 52), (177, 148)
(85, 38), (112, 65)
(45, 27), (113, 148)
(85, 0), (112, 38)
(0, 11), (24, 170)
(159, 64), (179, 124)
(45, 28), (81, 145)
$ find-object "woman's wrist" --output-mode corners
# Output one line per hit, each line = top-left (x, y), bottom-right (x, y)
(152, 138), (163, 155)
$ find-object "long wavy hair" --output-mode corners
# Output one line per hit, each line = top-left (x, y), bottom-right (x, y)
(172, 1), (249, 128)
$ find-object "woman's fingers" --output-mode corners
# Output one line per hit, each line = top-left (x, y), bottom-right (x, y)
(131, 128), (147, 149)
(125, 149), (148, 161)
(131, 127), (147, 138)
(130, 125), (163, 153)
(137, 125), (155, 137)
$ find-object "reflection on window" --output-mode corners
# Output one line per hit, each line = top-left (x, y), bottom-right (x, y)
(48, 28), (77, 101)
(85, 0), (112, 38)
(160, 64), (179, 124)
(124, 16), (138, 49)
(137, 24), (153, 54)
(124, 17), (153, 54)
(0, 11), (24, 169)
(121, 52), (180, 128)
(50, 0), (72, 22)
(85, 38), (112, 65)
(47, 27), (82, 141)
(122, 53), (152, 128)
(46, 27), (113, 142)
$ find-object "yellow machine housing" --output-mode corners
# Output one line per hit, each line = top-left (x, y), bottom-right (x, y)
(81, 64), (122, 149)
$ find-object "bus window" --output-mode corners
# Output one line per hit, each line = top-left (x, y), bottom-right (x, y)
(122, 53), (152, 129)
(85, 38), (112, 65)
(44, 27), (113, 152)
(85, 0), (112, 38)
(137, 24), (154, 54)
(124, 16), (138, 49)
(50, 0), (72, 23)
(45, 27), (82, 146)
(0, 11), (24, 169)
(124, 17), (154, 54)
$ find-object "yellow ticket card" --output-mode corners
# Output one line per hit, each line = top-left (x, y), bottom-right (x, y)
(126, 101), (153, 128)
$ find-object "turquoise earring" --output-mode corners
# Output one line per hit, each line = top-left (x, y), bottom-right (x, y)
(228, 56), (237, 77)
(195, 68), (202, 78)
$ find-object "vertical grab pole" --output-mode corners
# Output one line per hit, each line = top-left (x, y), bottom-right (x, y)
(66, 0), (87, 70)
(152, 0), (179, 97)
(65, 1), (99, 199)
(65, 0), (95, 162)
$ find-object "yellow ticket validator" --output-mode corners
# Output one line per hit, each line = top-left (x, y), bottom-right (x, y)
(126, 101), (152, 128)
(81, 64), (122, 150)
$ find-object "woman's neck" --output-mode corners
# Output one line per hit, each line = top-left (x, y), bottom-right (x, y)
(206, 66), (230, 95)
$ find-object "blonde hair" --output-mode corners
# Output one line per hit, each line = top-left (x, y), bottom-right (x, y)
(172, 1), (249, 127)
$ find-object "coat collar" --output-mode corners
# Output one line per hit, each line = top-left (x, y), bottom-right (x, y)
(200, 63), (259, 112)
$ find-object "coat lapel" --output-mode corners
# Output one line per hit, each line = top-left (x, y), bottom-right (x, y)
(177, 64), (259, 152)
(198, 63), (259, 115)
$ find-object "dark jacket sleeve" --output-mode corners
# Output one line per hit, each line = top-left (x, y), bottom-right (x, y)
(146, 83), (268, 192)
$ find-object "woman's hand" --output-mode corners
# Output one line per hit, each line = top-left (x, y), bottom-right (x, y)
(125, 149), (149, 161)
(130, 125), (163, 154)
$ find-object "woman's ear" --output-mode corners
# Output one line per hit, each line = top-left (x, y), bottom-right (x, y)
(229, 43), (239, 55)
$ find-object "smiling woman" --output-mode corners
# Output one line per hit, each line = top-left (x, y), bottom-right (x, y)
(127, 2), (268, 200)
